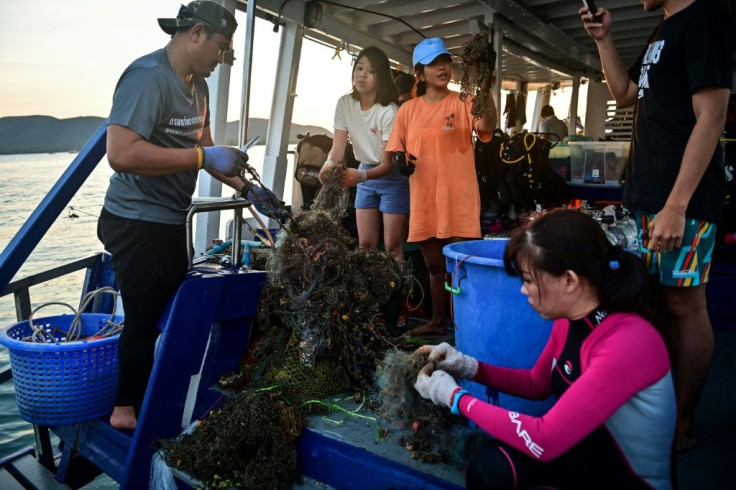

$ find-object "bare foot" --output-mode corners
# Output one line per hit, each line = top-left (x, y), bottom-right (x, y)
(110, 406), (137, 430)
(407, 321), (446, 336)
(676, 432), (699, 452)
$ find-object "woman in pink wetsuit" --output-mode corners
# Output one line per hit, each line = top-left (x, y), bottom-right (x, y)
(415, 209), (675, 489)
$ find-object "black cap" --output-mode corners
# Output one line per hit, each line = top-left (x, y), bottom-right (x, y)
(158, 1), (237, 39)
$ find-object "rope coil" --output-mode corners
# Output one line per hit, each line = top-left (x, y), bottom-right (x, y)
(26, 287), (124, 343)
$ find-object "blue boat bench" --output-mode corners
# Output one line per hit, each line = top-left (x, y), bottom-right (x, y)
(169, 394), (467, 490)
(294, 397), (466, 490)
(51, 268), (267, 490)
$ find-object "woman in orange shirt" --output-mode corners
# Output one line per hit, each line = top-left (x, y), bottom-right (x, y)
(386, 38), (497, 335)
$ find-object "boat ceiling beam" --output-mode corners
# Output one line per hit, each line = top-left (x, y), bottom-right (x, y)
(256, 0), (412, 66)
(372, 3), (492, 38)
(308, 14), (413, 67)
(347, 0), (466, 28)
(321, 0), (386, 17)
(501, 39), (576, 79)
(249, 0), (666, 85)
(484, 0), (602, 73)
(553, 6), (657, 31)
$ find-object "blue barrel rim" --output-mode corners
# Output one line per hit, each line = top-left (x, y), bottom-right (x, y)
(0, 313), (123, 352)
(442, 239), (509, 267)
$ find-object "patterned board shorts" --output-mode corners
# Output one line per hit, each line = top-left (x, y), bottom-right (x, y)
(635, 211), (716, 287)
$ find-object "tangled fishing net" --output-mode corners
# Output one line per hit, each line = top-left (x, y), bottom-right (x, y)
(162, 165), (449, 488)
(459, 31), (497, 119)
(372, 349), (491, 465)
(161, 387), (302, 489)
(374, 349), (431, 426)
(311, 158), (351, 219)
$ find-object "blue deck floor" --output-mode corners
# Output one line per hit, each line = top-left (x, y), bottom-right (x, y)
(676, 326), (736, 489)
(3, 309), (733, 489)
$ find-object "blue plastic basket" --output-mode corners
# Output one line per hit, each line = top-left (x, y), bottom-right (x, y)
(0, 313), (123, 426)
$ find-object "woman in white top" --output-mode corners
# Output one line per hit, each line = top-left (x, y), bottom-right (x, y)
(319, 46), (409, 260)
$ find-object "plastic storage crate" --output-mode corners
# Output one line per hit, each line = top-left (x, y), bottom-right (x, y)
(548, 144), (571, 181)
(569, 141), (630, 186)
(0, 313), (122, 426)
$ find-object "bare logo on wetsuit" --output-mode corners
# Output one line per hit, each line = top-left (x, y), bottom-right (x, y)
(509, 411), (544, 458)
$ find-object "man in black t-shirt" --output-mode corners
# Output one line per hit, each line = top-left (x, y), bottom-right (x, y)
(580, 0), (735, 451)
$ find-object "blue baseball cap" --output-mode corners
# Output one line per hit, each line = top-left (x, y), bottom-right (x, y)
(412, 38), (452, 66)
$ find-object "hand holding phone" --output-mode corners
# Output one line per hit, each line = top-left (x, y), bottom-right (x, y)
(582, 0), (602, 23)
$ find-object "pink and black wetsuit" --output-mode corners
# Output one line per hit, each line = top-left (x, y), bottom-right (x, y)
(460, 310), (675, 489)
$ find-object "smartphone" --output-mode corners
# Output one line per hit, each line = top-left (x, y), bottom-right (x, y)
(582, 0), (602, 23)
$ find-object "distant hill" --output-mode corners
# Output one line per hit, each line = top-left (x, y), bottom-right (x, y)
(0, 116), (106, 155)
(0, 116), (332, 155)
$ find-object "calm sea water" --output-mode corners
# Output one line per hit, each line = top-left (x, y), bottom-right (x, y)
(0, 147), (288, 459)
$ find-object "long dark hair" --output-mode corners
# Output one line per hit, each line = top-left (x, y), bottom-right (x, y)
(503, 209), (649, 315)
(413, 63), (427, 97)
(350, 46), (397, 106)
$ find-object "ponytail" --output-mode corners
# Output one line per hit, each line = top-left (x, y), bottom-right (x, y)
(598, 246), (649, 315)
(414, 80), (427, 97)
(413, 63), (427, 97)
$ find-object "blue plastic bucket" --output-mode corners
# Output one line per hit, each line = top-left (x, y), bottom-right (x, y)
(444, 239), (554, 416)
(0, 314), (123, 426)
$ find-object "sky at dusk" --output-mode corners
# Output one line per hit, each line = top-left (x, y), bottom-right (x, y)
(0, 0), (356, 131)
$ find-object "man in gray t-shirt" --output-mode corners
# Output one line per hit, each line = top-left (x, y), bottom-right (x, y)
(539, 105), (568, 142)
(98, 1), (248, 431)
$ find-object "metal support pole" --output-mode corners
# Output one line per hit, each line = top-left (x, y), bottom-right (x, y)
(569, 73), (581, 136)
(238, 0), (258, 147)
(493, 26), (502, 130)
(194, 0), (238, 257)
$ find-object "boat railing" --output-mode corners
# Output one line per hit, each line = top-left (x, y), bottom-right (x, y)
(0, 122), (114, 472)
(0, 253), (115, 381)
(0, 136), (273, 481)
(0, 250), (117, 472)
(0, 118), (110, 382)
(186, 197), (257, 268)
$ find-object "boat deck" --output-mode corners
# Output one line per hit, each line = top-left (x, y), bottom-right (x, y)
(293, 328), (736, 490)
(296, 398), (466, 490)
(0, 448), (70, 490)
(176, 326), (736, 490)
(1, 332), (734, 490)
(677, 326), (736, 489)
(1, 262), (733, 489)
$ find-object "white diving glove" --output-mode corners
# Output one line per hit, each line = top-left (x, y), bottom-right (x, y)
(417, 342), (478, 380)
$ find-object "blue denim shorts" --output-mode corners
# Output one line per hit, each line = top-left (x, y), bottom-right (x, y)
(354, 164), (409, 214)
